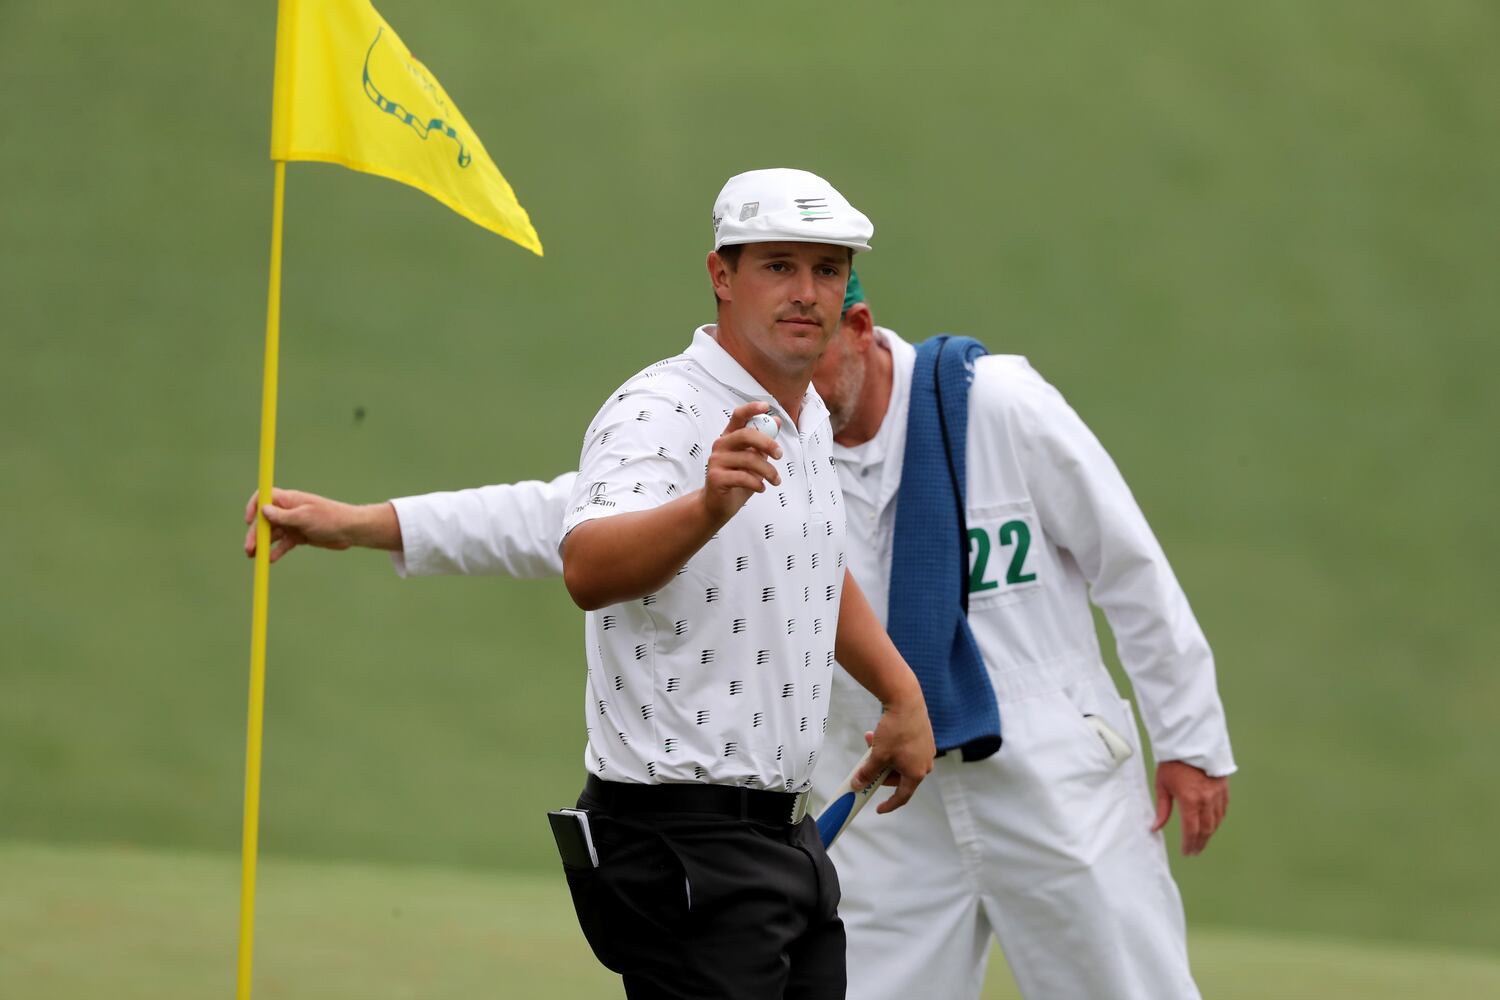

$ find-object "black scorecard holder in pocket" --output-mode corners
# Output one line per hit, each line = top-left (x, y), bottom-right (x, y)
(548, 808), (599, 869)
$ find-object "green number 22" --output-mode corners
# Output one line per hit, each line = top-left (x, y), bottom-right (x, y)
(967, 520), (1038, 593)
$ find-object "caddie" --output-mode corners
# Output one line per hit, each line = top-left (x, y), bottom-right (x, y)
(802, 275), (1234, 1000)
(245, 257), (1233, 998)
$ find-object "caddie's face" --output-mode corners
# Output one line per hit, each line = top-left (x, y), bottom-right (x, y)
(812, 312), (868, 435)
(715, 241), (849, 374)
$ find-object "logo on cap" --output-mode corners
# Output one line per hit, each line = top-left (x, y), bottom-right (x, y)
(796, 197), (832, 222)
(739, 201), (760, 221)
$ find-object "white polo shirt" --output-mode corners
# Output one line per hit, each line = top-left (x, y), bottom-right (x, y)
(561, 328), (848, 791)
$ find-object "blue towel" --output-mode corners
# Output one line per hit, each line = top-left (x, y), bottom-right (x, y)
(887, 335), (1002, 760)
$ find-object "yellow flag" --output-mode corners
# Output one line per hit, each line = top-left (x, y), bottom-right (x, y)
(270, 0), (542, 254)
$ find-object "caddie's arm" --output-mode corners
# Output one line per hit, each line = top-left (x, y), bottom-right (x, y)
(833, 571), (936, 813)
(390, 472), (576, 578)
(561, 401), (781, 611)
(244, 473), (576, 578)
(1009, 361), (1233, 854)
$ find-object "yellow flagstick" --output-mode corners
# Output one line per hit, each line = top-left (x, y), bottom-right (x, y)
(238, 4), (298, 993)
(238, 158), (286, 1000)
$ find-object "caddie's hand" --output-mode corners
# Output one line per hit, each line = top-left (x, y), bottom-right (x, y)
(855, 685), (936, 815)
(1152, 760), (1229, 856)
(243, 487), (365, 563)
(701, 401), (783, 524)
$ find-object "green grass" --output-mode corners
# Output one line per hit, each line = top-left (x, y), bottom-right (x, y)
(0, 843), (614, 1000)
(5, 843), (1500, 1000)
(2, 0), (1499, 962)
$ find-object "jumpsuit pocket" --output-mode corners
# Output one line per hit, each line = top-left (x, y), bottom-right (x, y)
(1084, 713), (1134, 765)
(1056, 682), (1133, 775)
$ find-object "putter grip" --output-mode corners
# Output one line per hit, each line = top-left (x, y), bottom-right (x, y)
(814, 750), (892, 848)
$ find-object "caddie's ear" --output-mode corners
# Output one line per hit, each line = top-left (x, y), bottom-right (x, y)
(841, 302), (875, 346)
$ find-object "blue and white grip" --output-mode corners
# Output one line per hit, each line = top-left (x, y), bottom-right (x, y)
(814, 750), (892, 848)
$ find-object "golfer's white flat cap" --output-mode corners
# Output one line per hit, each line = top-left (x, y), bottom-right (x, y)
(712, 168), (873, 253)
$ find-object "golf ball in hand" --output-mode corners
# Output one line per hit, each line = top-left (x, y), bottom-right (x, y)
(748, 413), (779, 440)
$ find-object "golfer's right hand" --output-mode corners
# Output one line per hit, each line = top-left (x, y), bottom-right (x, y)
(858, 686), (936, 815)
(243, 488), (366, 562)
(702, 402), (782, 523)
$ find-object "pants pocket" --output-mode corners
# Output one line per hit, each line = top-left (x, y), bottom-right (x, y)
(799, 820), (843, 922)
(563, 864), (623, 972)
(564, 820), (691, 974)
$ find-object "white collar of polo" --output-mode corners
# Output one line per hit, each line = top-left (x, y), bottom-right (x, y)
(687, 326), (827, 428)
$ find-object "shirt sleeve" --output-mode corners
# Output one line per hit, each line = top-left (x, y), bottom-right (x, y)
(1003, 360), (1237, 777)
(561, 387), (704, 546)
(388, 472), (577, 579)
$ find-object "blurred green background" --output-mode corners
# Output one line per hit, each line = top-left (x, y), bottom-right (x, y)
(4, 0), (1498, 995)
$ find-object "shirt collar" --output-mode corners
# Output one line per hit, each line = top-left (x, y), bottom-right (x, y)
(880, 326), (916, 425)
(687, 326), (828, 426)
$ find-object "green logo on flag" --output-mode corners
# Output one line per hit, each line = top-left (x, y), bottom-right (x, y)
(362, 29), (471, 168)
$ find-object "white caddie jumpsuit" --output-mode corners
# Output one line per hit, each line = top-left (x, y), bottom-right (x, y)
(388, 327), (1235, 1000)
(816, 329), (1234, 1000)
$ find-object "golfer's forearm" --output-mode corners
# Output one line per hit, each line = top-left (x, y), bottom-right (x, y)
(835, 570), (924, 708)
(561, 492), (722, 610)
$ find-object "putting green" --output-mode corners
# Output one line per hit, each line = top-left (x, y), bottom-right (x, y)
(3, 842), (1497, 999)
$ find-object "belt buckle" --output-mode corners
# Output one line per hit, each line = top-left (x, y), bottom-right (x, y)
(788, 790), (810, 824)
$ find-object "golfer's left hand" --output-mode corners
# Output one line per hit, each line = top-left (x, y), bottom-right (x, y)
(856, 686), (935, 814)
(1153, 761), (1229, 856)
